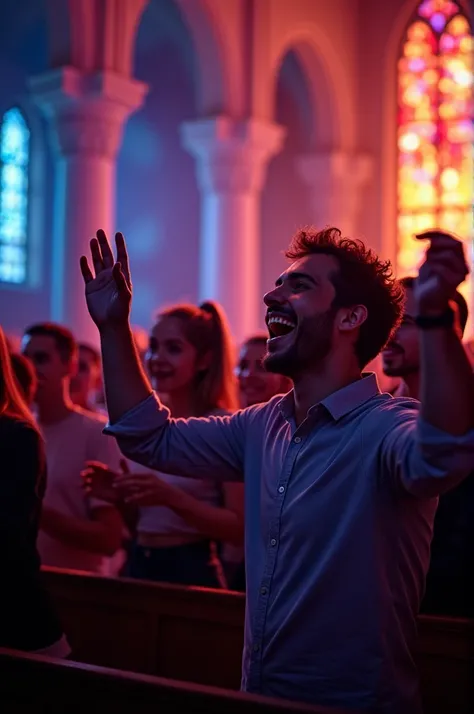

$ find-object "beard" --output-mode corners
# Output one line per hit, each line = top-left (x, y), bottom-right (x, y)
(382, 345), (419, 378)
(264, 307), (336, 379)
(382, 360), (419, 378)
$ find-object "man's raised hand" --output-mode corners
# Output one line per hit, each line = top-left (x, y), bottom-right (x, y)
(415, 229), (469, 315)
(80, 230), (132, 329)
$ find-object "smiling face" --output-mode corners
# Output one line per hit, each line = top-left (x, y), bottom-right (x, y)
(236, 339), (289, 407)
(263, 254), (345, 378)
(145, 316), (199, 395)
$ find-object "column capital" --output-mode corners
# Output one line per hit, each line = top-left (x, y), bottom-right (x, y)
(29, 67), (148, 158)
(296, 151), (374, 235)
(181, 116), (286, 193)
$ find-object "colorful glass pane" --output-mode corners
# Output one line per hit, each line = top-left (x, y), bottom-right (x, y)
(397, 0), (473, 325)
(0, 108), (30, 284)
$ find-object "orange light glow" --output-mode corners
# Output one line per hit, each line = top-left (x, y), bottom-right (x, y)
(398, 0), (473, 331)
(399, 132), (421, 151)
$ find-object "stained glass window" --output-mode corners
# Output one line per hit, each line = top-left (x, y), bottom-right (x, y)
(0, 108), (30, 284)
(397, 0), (473, 307)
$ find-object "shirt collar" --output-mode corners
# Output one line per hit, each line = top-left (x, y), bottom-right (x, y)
(278, 372), (381, 422)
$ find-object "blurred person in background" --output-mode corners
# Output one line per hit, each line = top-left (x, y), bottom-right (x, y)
(0, 325), (68, 656)
(22, 322), (124, 574)
(83, 301), (244, 586)
(236, 333), (292, 408)
(70, 343), (104, 414)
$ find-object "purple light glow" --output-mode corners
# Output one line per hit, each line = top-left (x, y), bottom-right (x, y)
(430, 12), (447, 32)
(408, 58), (426, 71)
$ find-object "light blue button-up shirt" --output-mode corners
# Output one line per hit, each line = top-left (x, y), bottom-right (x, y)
(105, 374), (474, 714)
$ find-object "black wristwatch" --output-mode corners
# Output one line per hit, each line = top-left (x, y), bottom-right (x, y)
(415, 307), (454, 329)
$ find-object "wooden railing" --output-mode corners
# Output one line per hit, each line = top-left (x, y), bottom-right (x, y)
(42, 567), (474, 714)
(43, 566), (244, 688)
(0, 649), (347, 714)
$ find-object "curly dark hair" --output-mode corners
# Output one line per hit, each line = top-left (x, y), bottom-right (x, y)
(285, 227), (405, 368)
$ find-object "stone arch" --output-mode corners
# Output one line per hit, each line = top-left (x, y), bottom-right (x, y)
(131, 0), (231, 114)
(46, 0), (148, 75)
(274, 49), (315, 152)
(262, 26), (358, 323)
(271, 25), (356, 150)
(118, 0), (229, 326)
(172, 0), (231, 115)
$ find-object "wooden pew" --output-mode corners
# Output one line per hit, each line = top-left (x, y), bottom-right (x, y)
(42, 567), (474, 714)
(0, 649), (344, 714)
(43, 566), (245, 688)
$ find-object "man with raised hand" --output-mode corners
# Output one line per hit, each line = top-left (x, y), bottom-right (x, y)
(81, 227), (474, 714)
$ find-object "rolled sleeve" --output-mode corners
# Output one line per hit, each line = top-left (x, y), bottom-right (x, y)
(104, 393), (245, 482)
(382, 402), (474, 497)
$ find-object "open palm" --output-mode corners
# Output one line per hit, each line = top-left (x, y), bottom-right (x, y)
(80, 229), (132, 328)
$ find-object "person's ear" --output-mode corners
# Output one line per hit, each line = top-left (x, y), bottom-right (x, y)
(336, 305), (368, 333)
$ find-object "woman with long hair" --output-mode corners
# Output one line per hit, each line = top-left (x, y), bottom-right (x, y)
(83, 301), (243, 587)
(0, 325), (67, 654)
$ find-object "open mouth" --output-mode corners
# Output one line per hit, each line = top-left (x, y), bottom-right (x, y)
(266, 312), (297, 341)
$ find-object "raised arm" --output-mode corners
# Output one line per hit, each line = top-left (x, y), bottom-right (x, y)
(81, 229), (247, 481)
(381, 230), (474, 498)
(381, 401), (474, 498)
(415, 230), (474, 435)
(80, 230), (152, 423)
(104, 393), (246, 482)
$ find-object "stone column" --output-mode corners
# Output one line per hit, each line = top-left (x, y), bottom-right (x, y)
(297, 152), (373, 237)
(181, 116), (285, 345)
(30, 68), (147, 342)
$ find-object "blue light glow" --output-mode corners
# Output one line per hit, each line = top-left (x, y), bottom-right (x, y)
(0, 108), (30, 284)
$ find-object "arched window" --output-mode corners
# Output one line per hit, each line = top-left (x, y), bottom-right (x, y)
(0, 108), (30, 284)
(397, 0), (473, 302)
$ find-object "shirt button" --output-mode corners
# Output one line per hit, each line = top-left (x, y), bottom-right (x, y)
(278, 486), (285, 493)
(260, 586), (267, 595)
(253, 643), (260, 652)
(270, 538), (277, 546)
(294, 436), (302, 443)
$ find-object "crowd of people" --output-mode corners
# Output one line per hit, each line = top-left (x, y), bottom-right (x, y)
(1, 225), (473, 714)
